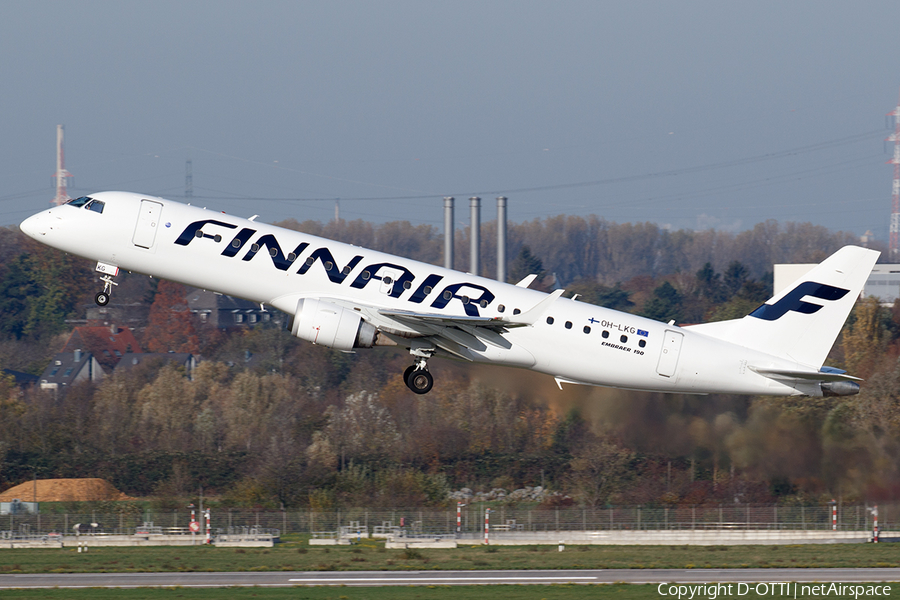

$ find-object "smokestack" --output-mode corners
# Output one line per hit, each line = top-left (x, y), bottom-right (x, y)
(443, 197), (454, 269)
(51, 125), (73, 206)
(469, 197), (481, 275)
(496, 196), (507, 282)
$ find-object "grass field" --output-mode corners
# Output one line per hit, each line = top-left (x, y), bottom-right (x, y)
(2, 584), (900, 600)
(0, 538), (898, 573)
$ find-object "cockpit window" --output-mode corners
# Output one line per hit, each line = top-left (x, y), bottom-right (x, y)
(67, 196), (92, 208)
(85, 200), (105, 214)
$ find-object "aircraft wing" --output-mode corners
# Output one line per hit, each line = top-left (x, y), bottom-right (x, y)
(377, 309), (516, 356)
(378, 309), (526, 332)
(372, 289), (566, 358)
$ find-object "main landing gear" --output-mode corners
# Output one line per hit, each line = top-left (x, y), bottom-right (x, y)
(404, 349), (434, 395)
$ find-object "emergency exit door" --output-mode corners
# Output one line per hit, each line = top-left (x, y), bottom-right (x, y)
(656, 330), (684, 378)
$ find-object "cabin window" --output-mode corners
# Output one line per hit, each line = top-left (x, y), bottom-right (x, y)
(287, 252), (297, 261)
(251, 244), (260, 252)
(546, 316), (554, 325)
(362, 271), (371, 280)
(583, 325), (591, 334)
(443, 291), (452, 300)
(565, 321), (572, 329)
(305, 257), (315, 266)
(342, 265), (352, 275)
(403, 280), (412, 290)
(497, 304), (505, 313)
(620, 334), (628, 343)
(461, 296), (469, 304)
(513, 308), (521, 315)
(270, 248), (278, 258)
(383, 276), (393, 285)
(602, 330), (609, 338)
(232, 239), (242, 248)
(480, 299), (488, 308)
(639, 339), (646, 348)
(324, 261), (333, 270)
(423, 286), (433, 295)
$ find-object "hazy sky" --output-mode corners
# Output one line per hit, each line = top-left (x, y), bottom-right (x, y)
(3, 1), (900, 239)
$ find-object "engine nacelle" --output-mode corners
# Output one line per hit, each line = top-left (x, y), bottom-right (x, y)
(290, 298), (377, 351)
(821, 380), (860, 397)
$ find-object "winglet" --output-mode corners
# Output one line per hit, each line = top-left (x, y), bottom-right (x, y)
(507, 289), (565, 326)
(515, 274), (538, 288)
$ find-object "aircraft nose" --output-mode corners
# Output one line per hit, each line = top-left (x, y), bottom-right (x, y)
(20, 213), (45, 238)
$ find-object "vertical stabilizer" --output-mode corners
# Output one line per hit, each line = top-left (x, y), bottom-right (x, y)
(685, 246), (880, 367)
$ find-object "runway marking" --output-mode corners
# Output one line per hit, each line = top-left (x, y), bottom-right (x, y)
(288, 576), (599, 582)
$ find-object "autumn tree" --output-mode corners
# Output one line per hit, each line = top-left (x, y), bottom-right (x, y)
(567, 437), (634, 507)
(142, 281), (200, 353)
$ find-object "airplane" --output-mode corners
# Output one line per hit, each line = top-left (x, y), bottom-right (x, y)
(20, 191), (879, 397)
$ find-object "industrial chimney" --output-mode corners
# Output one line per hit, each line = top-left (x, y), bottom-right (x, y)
(51, 125), (73, 206)
(496, 196), (507, 282)
(469, 197), (481, 275)
(443, 197), (454, 269)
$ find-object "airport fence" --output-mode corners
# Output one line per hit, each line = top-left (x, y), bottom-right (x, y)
(0, 503), (895, 537)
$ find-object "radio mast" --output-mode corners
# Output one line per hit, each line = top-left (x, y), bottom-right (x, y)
(887, 90), (900, 258)
(51, 124), (73, 206)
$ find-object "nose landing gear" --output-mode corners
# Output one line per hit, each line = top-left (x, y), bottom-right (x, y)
(94, 262), (119, 306)
(95, 275), (118, 306)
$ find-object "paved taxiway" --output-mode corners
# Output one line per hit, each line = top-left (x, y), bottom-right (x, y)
(0, 568), (898, 588)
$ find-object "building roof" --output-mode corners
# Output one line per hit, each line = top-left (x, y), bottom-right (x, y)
(2, 369), (38, 387)
(61, 326), (142, 370)
(186, 289), (258, 311)
(39, 350), (102, 389)
(115, 353), (196, 374)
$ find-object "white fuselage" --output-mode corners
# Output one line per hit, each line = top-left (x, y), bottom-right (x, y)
(20, 192), (815, 396)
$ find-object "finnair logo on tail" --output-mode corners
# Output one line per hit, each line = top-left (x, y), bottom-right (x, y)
(749, 282), (849, 321)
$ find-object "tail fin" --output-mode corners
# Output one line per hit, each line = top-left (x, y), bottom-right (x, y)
(685, 245), (880, 367)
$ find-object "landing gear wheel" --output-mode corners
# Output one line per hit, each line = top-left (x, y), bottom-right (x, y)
(405, 368), (434, 395)
(403, 365), (416, 384)
(95, 292), (110, 306)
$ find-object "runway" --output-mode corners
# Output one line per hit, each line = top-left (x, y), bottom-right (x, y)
(0, 568), (898, 588)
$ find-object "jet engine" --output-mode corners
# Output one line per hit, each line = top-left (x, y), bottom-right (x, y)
(821, 380), (860, 397)
(290, 298), (377, 351)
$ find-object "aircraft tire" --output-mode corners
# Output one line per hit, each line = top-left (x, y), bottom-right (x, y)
(406, 368), (433, 395)
(95, 292), (110, 306)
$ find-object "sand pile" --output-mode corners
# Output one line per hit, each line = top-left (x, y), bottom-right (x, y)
(0, 478), (133, 502)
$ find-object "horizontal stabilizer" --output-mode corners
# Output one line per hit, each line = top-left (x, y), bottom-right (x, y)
(749, 366), (862, 383)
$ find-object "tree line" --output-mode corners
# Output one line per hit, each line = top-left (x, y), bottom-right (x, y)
(0, 214), (895, 509)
